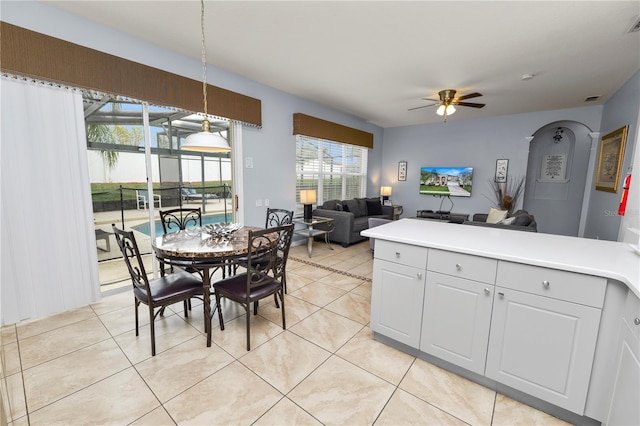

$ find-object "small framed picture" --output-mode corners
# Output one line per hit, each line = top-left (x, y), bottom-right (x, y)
(398, 161), (407, 181)
(383, 199), (392, 206)
(495, 159), (508, 183)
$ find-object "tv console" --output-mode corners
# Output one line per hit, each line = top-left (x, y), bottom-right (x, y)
(416, 210), (469, 223)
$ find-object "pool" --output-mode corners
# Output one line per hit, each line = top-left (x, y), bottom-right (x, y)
(132, 213), (232, 236)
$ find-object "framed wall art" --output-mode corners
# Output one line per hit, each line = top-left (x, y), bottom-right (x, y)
(595, 126), (628, 192)
(398, 161), (407, 181)
(495, 159), (508, 183)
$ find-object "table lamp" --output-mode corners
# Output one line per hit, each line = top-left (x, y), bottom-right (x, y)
(300, 189), (317, 221)
(381, 186), (392, 203)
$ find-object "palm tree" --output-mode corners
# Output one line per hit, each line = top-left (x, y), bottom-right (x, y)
(87, 124), (118, 170)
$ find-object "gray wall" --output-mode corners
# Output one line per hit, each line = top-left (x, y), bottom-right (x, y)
(585, 70), (640, 240)
(382, 107), (603, 228)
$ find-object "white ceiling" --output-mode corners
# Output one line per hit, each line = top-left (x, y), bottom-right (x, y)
(43, 1), (640, 128)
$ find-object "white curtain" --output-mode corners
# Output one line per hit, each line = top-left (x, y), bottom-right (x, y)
(1, 78), (100, 325)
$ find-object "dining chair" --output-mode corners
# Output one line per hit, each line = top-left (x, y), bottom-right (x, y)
(213, 224), (294, 351)
(236, 208), (294, 295)
(159, 207), (202, 233)
(112, 224), (204, 356)
(265, 208), (294, 228)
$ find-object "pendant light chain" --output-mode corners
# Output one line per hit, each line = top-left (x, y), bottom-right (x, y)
(200, 0), (208, 117)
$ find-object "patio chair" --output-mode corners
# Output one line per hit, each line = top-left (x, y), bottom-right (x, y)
(181, 186), (218, 203)
(112, 224), (204, 356)
(95, 229), (111, 252)
(136, 189), (161, 210)
(213, 224), (293, 350)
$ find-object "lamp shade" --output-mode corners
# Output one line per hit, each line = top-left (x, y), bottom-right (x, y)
(182, 119), (231, 152)
(300, 189), (317, 204)
(436, 104), (456, 116)
(380, 186), (392, 196)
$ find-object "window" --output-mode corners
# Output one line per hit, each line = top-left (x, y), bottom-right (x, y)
(295, 135), (368, 214)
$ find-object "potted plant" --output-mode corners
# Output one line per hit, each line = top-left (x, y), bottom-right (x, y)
(487, 175), (525, 215)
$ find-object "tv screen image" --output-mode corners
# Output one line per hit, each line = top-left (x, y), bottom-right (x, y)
(419, 167), (473, 197)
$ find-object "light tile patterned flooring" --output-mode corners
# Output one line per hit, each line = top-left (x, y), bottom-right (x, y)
(2, 241), (571, 425)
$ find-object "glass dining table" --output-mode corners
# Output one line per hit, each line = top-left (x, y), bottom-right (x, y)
(152, 225), (266, 347)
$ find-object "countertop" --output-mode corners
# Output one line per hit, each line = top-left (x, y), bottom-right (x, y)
(362, 218), (640, 298)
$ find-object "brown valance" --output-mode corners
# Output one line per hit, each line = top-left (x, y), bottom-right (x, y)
(0, 22), (262, 127)
(293, 113), (374, 149)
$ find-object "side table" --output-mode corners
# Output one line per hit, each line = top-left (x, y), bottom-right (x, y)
(294, 216), (335, 257)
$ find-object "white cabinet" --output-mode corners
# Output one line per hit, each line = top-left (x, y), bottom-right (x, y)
(486, 287), (602, 414)
(420, 272), (494, 374)
(420, 250), (496, 374)
(606, 292), (640, 426)
(370, 240), (428, 348)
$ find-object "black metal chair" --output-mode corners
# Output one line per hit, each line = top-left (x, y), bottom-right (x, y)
(112, 224), (204, 356)
(264, 208), (293, 295)
(213, 224), (294, 351)
(160, 208), (202, 234)
(265, 208), (294, 228)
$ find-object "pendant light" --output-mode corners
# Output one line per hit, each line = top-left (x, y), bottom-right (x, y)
(182, 0), (231, 152)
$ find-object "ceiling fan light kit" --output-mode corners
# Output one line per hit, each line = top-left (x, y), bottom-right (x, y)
(409, 89), (485, 122)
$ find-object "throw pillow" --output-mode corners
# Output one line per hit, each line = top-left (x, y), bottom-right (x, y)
(343, 199), (359, 216)
(512, 214), (533, 227)
(355, 198), (369, 217)
(336, 203), (343, 211)
(366, 199), (383, 215)
(486, 208), (508, 224)
(498, 216), (517, 225)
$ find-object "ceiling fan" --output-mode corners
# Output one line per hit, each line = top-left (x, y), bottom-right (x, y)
(409, 89), (485, 121)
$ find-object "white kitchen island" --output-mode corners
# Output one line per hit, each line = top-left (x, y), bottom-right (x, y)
(362, 218), (640, 425)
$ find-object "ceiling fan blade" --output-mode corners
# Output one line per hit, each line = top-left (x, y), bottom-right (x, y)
(420, 97), (439, 102)
(457, 92), (483, 101)
(408, 103), (437, 111)
(456, 102), (485, 108)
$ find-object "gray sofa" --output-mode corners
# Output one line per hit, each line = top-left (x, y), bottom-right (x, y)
(463, 209), (538, 232)
(312, 198), (394, 246)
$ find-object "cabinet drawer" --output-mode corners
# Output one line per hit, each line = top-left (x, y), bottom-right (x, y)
(427, 249), (497, 283)
(496, 262), (606, 308)
(623, 291), (640, 337)
(375, 240), (428, 269)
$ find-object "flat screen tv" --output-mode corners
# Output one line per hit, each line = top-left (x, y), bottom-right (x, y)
(419, 167), (473, 197)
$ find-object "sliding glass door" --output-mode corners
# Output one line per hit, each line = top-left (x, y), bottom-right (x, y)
(84, 93), (234, 294)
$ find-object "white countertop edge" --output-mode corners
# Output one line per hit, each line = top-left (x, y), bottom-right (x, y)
(362, 218), (640, 298)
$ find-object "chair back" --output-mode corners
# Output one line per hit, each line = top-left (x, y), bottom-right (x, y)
(272, 224), (294, 282)
(160, 208), (202, 234)
(111, 224), (151, 298)
(245, 227), (280, 291)
(265, 208), (294, 228)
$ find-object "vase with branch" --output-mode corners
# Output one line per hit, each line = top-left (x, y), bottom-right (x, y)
(486, 175), (525, 215)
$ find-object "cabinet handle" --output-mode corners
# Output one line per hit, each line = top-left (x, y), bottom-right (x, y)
(498, 292), (504, 297)
(395, 252), (400, 258)
(417, 272), (423, 279)
(484, 288), (490, 295)
(455, 263), (462, 271)
(634, 318), (640, 326)
(542, 280), (550, 288)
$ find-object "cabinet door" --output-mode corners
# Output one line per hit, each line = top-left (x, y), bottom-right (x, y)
(371, 259), (426, 348)
(606, 321), (640, 426)
(486, 288), (602, 414)
(420, 272), (494, 374)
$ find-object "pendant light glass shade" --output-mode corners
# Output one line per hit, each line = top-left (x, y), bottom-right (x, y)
(182, 119), (231, 152)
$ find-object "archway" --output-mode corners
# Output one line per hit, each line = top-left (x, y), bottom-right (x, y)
(523, 121), (594, 236)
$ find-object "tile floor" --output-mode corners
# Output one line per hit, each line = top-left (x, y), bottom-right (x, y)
(2, 241), (571, 425)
